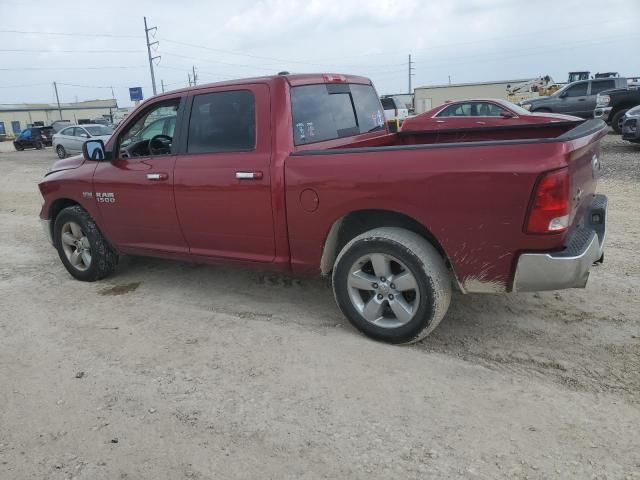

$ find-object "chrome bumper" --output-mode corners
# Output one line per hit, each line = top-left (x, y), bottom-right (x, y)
(594, 107), (612, 121)
(513, 195), (607, 292)
(40, 218), (53, 245)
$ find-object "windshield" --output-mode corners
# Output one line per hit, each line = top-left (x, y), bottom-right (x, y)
(291, 83), (385, 145)
(84, 125), (113, 136)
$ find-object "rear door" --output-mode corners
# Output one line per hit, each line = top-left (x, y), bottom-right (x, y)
(173, 84), (275, 262)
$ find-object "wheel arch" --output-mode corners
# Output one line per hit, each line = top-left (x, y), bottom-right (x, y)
(319, 209), (461, 288)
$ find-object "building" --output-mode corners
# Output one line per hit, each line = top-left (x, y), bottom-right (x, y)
(413, 79), (534, 114)
(0, 99), (118, 139)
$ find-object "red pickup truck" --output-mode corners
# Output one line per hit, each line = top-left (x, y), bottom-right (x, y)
(38, 73), (608, 344)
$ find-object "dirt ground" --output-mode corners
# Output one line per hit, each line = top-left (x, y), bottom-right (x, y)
(0, 135), (638, 480)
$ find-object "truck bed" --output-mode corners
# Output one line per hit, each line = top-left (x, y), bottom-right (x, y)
(285, 119), (608, 292)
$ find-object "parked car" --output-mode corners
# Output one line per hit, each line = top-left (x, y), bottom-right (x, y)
(594, 87), (640, 133)
(13, 126), (53, 151)
(519, 77), (628, 119)
(381, 96), (409, 123)
(38, 73), (608, 344)
(401, 98), (580, 132)
(52, 124), (113, 159)
(51, 120), (72, 133)
(621, 105), (640, 143)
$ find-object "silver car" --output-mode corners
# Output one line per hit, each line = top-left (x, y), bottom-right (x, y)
(52, 124), (113, 159)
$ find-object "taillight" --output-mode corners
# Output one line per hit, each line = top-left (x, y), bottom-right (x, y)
(525, 168), (570, 234)
(323, 74), (346, 83)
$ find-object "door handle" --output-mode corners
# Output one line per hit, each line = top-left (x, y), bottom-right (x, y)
(436, 120), (445, 123)
(476, 121), (486, 125)
(146, 172), (168, 181)
(577, 98), (586, 101)
(235, 171), (263, 180)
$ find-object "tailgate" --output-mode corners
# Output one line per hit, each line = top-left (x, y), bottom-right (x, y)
(560, 120), (608, 230)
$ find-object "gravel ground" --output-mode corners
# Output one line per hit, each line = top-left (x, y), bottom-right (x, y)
(0, 134), (639, 479)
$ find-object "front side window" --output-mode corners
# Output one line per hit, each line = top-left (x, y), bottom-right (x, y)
(565, 83), (588, 97)
(74, 128), (89, 138)
(120, 101), (180, 151)
(291, 83), (384, 145)
(187, 90), (255, 153)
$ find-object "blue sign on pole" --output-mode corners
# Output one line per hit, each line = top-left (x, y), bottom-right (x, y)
(129, 87), (143, 102)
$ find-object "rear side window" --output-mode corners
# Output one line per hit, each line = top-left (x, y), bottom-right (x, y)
(187, 90), (255, 153)
(381, 98), (396, 110)
(590, 80), (615, 95)
(60, 127), (74, 135)
(291, 83), (384, 145)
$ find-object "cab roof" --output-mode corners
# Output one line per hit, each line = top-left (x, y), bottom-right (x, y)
(156, 73), (373, 99)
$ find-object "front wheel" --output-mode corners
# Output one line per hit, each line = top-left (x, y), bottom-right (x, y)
(611, 109), (628, 134)
(14, 143), (24, 151)
(332, 227), (451, 344)
(35, 141), (43, 150)
(54, 206), (117, 281)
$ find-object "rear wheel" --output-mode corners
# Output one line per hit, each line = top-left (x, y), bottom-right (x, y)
(56, 145), (66, 159)
(332, 227), (451, 344)
(611, 109), (628, 134)
(35, 141), (43, 150)
(54, 206), (117, 281)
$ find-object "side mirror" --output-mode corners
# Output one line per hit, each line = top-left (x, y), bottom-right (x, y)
(558, 91), (567, 99)
(82, 139), (105, 161)
(500, 111), (515, 118)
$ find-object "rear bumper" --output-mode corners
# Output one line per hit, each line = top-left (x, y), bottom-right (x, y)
(594, 107), (612, 122)
(513, 195), (607, 292)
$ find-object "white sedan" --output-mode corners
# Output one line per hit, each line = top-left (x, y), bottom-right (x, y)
(52, 124), (113, 159)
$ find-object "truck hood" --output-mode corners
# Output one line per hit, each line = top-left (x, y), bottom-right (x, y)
(48, 154), (85, 174)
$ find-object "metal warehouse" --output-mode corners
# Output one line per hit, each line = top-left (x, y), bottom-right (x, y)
(0, 99), (118, 138)
(413, 79), (534, 114)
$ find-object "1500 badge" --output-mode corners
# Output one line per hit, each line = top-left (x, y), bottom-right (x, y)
(96, 192), (116, 203)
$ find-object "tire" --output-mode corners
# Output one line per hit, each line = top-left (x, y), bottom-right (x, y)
(53, 205), (117, 281)
(56, 144), (66, 159)
(35, 141), (43, 150)
(332, 227), (451, 344)
(14, 143), (24, 151)
(610, 109), (628, 134)
(532, 108), (551, 113)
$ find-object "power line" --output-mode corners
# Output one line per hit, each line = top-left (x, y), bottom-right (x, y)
(0, 29), (142, 38)
(0, 65), (146, 71)
(0, 48), (141, 53)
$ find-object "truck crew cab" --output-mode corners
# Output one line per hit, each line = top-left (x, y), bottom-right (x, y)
(39, 74), (608, 344)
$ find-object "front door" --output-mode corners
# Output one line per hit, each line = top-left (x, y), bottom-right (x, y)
(174, 85), (275, 262)
(557, 82), (590, 117)
(93, 97), (189, 253)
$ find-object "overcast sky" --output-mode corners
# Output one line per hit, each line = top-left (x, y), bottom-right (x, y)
(0, 0), (638, 107)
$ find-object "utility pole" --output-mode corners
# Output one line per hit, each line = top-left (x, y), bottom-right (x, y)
(53, 81), (62, 120)
(192, 65), (198, 86)
(144, 17), (160, 96)
(161, 79), (165, 93)
(188, 73), (192, 87)
(408, 54), (415, 94)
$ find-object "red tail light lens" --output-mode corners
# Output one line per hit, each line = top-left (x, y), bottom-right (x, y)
(323, 74), (346, 83)
(526, 168), (570, 234)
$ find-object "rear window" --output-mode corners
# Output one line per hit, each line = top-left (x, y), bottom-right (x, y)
(380, 98), (396, 110)
(291, 83), (385, 145)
